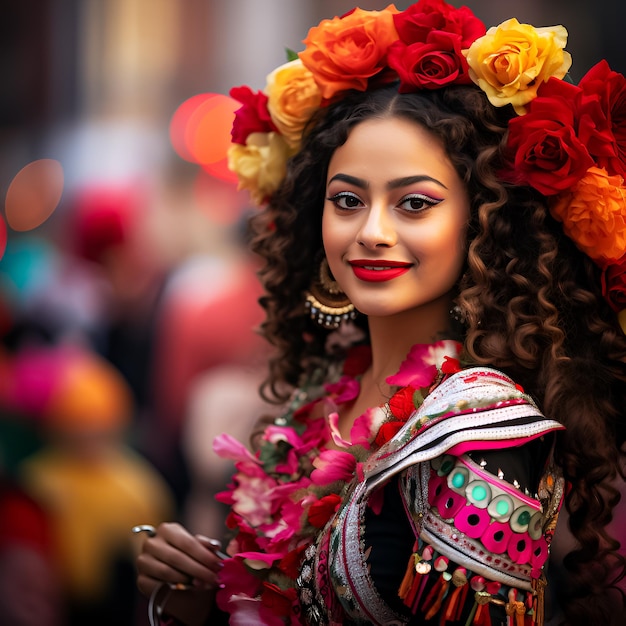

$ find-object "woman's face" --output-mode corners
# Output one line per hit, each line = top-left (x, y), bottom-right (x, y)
(322, 116), (470, 321)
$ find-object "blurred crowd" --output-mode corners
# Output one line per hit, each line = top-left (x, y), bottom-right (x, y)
(0, 169), (270, 625)
(0, 1), (624, 624)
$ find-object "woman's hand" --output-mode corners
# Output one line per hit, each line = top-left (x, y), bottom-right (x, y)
(135, 522), (224, 625)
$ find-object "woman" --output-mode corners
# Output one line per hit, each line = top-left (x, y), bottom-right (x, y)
(135, 2), (626, 624)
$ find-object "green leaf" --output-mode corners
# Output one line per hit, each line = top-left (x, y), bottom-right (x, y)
(285, 48), (299, 62)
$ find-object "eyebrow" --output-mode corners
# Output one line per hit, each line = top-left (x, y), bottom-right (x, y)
(327, 173), (448, 190)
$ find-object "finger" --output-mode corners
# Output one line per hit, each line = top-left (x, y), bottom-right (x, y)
(196, 535), (229, 560)
(141, 531), (220, 586)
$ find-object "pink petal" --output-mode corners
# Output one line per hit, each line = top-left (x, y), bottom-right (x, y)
(327, 412), (351, 448)
(213, 433), (260, 464)
(311, 449), (356, 485)
(386, 340), (462, 387)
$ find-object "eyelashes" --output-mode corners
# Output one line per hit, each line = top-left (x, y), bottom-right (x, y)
(326, 191), (443, 213)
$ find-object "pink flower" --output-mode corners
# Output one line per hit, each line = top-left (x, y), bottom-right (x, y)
(325, 375), (360, 403)
(327, 411), (351, 448)
(229, 466), (279, 527)
(213, 433), (260, 464)
(216, 558), (263, 620)
(349, 406), (382, 449)
(310, 449), (357, 485)
(386, 340), (462, 387)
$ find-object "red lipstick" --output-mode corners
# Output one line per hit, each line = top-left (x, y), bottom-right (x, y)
(349, 259), (412, 283)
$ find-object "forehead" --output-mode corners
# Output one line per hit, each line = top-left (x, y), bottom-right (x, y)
(327, 116), (457, 183)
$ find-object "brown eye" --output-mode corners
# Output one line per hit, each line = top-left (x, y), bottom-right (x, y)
(399, 194), (442, 213)
(328, 192), (363, 210)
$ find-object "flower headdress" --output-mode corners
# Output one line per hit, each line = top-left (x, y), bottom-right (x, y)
(227, 0), (626, 317)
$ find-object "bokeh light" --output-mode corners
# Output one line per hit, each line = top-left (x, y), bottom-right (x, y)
(5, 159), (65, 232)
(169, 93), (239, 184)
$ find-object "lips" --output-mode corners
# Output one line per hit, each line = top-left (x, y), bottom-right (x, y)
(349, 259), (413, 283)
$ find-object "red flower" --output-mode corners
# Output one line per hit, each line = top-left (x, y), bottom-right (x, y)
(441, 355), (462, 374)
(393, 0), (485, 48)
(375, 421), (405, 447)
(388, 385), (417, 420)
(278, 544), (309, 580)
(602, 254), (626, 312)
(307, 493), (342, 528)
(578, 60), (626, 178)
(259, 582), (298, 622)
(229, 86), (278, 145)
(388, 31), (471, 91)
(504, 78), (594, 195)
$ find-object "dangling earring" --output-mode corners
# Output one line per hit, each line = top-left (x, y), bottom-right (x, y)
(305, 256), (357, 329)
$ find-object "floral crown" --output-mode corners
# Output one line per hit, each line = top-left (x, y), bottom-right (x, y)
(226, 0), (626, 318)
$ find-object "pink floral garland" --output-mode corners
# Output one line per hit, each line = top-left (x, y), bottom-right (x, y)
(212, 340), (462, 625)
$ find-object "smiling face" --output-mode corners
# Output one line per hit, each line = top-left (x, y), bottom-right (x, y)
(322, 116), (470, 323)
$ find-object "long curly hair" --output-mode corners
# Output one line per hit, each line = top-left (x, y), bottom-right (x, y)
(248, 83), (626, 624)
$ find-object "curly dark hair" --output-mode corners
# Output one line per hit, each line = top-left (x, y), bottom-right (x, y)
(248, 83), (626, 624)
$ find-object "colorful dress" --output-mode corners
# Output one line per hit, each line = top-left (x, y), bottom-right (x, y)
(213, 342), (565, 625)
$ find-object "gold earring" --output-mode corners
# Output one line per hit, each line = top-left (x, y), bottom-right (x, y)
(305, 257), (356, 329)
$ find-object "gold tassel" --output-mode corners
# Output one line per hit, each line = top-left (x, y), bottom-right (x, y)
(531, 575), (546, 626)
(506, 589), (526, 626)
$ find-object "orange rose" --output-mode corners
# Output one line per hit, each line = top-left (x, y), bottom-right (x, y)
(265, 59), (322, 149)
(550, 166), (626, 264)
(299, 5), (400, 100)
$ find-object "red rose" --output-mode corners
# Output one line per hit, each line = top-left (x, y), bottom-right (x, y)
(388, 31), (471, 91)
(388, 385), (417, 420)
(307, 493), (342, 528)
(393, 0), (485, 48)
(504, 79), (594, 195)
(375, 421), (405, 447)
(602, 255), (626, 312)
(229, 86), (278, 145)
(578, 60), (626, 178)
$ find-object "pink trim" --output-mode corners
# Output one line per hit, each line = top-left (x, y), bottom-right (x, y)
(447, 430), (562, 459)
(481, 521), (513, 553)
(454, 504), (491, 539)
(507, 533), (532, 564)
(430, 480), (466, 518)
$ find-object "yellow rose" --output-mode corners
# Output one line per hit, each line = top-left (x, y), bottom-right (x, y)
(465, 18), (572, 114)
(265, 59), (323, 150)
(227, 132), (291, 205)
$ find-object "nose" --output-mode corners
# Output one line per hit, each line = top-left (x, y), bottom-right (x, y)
(357, 205), (397, 249)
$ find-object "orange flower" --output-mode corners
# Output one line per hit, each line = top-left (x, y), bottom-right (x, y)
(299, 5), (400, 100)
(550, 166), (626, 264)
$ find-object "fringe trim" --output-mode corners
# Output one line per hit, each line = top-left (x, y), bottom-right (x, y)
(397, 544), (545, 626)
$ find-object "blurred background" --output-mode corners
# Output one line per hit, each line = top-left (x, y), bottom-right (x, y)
(0, 1), (623, 624)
